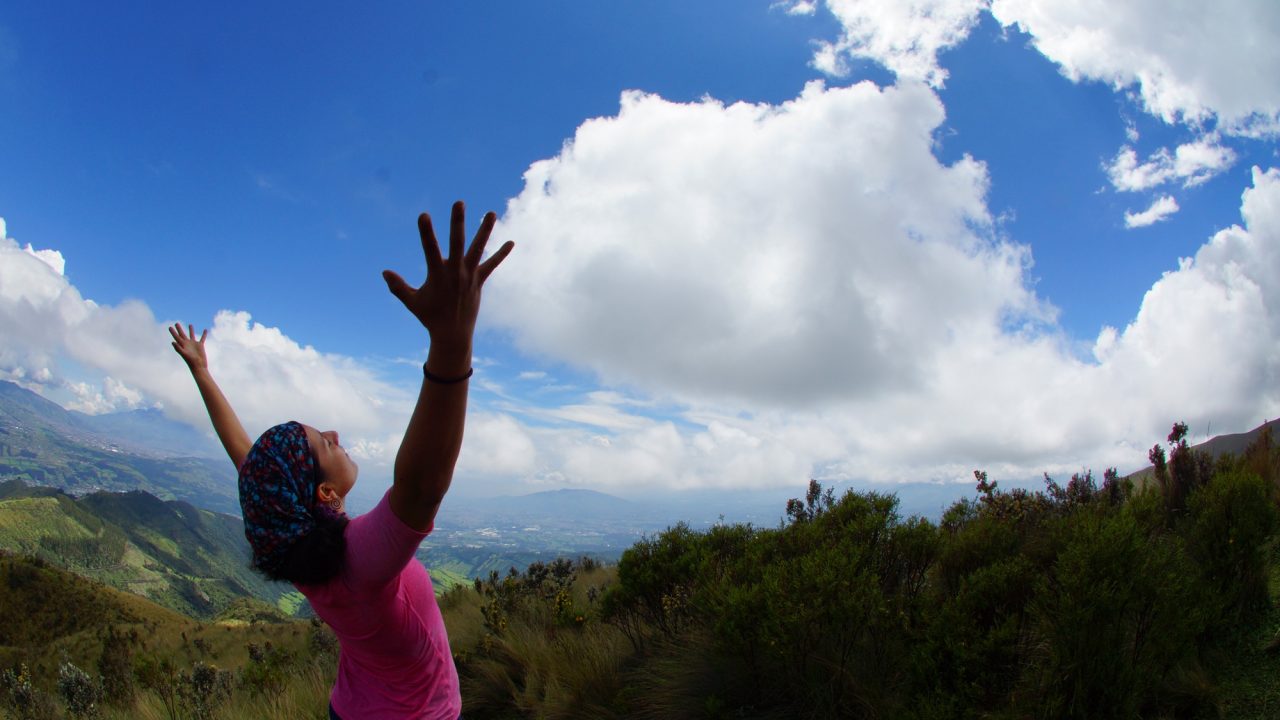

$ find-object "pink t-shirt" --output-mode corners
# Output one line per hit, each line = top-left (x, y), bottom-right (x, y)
(297, 490), (460, 719)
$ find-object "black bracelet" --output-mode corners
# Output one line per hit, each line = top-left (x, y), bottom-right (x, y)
(423, 365), (474, 384)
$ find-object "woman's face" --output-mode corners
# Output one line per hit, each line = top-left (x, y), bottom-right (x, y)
(303, 425), (358, 506)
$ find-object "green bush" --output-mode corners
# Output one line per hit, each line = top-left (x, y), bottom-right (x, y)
(1023, 506), (1208, 719)
(1186, 467), (1277, 626)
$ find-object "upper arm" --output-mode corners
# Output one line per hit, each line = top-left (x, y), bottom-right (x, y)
(344, 490), (432, 592)
(388, 483), (443, 534)
(227, 440), (251, 474)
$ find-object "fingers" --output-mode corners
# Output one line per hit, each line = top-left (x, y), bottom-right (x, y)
(168, 324), (181, 343)
(418, 213), (444, 271)
(448, 201), (466, 264)
(382, 269), (414, 307)
(199, 329), (208, 344)
(188, 325), (196, 342)
(466, 211), (497, 267)
(478, 240), (516, 283)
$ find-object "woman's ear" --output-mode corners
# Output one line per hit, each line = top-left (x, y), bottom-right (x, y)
(316, 482), (344, 512)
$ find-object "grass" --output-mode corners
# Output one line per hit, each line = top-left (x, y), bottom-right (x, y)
(276, 591), (307, 617)
(82, 660), (336, 720)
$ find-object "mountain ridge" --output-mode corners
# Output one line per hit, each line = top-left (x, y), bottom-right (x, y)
(0, 380), (239, 514)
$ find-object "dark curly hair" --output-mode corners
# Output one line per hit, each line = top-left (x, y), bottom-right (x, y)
(261, 505), (350, 585)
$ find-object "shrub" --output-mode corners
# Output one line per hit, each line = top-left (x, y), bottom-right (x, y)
(178, 661), (233, 720)
(602, 523), (704, 648)
(134, 655), (180, 720)
(1023, 506), (1208, 719)
(240, 641), (295, 698)
(97, 624), (135, 707)
(308, 617), (339, 662)
(1, 663), (59, 720)
(1186, 467), (1278, 626)
(57, 660), (102, 720)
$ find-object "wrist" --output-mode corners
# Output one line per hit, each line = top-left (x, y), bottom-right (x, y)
(424, 342), (472, 379)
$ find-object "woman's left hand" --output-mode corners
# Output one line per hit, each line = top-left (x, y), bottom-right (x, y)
(381, 201), (514, 347)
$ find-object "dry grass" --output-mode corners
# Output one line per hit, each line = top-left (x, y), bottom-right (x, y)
(88, 661), (335, 720)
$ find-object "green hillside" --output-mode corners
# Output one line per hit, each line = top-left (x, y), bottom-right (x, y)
(0, 550), (323, 718)
(0, 381), (238, 515)
(0, 480), (294, 620)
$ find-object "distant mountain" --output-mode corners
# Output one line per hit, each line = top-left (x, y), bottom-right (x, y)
(0, 381), (221, 459)
(76, 407), (224, 459)
(476, 488), (637, 519)
(0, 381), (238, 514)
(0, 479), (296, 619)
(1189, 418), (1280, 460)
(0, 379), (91, 438)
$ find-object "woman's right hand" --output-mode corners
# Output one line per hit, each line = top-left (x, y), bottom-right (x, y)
(169, 323), (209, 372)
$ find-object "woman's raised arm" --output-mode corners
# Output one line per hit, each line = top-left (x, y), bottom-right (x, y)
(170, 323), (253, 470)
(382, 201), (514, 531)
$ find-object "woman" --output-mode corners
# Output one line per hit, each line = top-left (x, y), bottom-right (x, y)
(171, 202), (513, 719)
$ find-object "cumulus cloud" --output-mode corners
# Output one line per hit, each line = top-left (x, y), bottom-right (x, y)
(989, 0), (1280, 132)
(799, 0), (1280, 132)
(475, 84), (1280, 492)
(1124, 195), (1180, 228)
(805, 0), (987, 85)
(65, 377), (148, 415)
(492, 81), (1045, 410)
(1107, 138), (1237, 192)
(0, 221), (412, 468)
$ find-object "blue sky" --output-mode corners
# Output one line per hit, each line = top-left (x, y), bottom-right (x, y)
(2, 1), (1278, 499)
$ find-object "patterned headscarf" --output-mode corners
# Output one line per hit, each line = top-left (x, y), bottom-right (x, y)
(238, 421), (319, 575)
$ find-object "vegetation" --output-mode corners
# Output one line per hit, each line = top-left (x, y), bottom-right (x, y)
(2, 423), (1278, 718)
(445, 423), (1280, 719)
(0, 381), (236, 516)
(0, 481), (294, 619)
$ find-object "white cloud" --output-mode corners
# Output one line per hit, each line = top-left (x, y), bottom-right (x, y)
(1173, 138), (1238, 186)
(776, 0), (818, 16)
(21, 244), (65, 276)
(493, 81), (1045, 410)
(475, 85), (1280, 492)
(65, 377), (147, 415)
(990, 0), (1280, 132)
(5, 163), (1280, 494)
(457, 413), (539, 479)
(807, 0), (988, 86)
(0, 222), (412, 470)
(1106, 138), (1237, 192)
(804, 0), (1280, 128)
(1124, 195), (1180, 228)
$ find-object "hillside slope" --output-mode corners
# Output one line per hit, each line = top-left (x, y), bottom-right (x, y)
(1127, 418), (1280, 484)
(0, 480), (295, 619)
(0, 381), (238, 514)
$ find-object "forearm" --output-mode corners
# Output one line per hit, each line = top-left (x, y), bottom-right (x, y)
(189, 366), (253, 470)
(390, 339), (472, 529)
